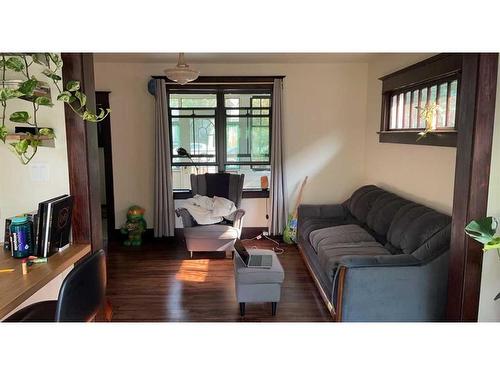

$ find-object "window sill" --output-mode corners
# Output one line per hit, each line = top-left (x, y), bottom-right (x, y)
(173, 189), (269, 200)
(378, 130), (457, 147)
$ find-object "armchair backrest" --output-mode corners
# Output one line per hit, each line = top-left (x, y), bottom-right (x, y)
(190, 173), (245, 208)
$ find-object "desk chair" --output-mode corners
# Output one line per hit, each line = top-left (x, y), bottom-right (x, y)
(5, 249), (107, 322)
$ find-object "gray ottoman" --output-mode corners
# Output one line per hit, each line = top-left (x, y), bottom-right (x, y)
(233, 249), (285, 316)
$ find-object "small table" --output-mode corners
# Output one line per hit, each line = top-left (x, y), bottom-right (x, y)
(233, 240), (285, 316)
(0, 243), (91, 320)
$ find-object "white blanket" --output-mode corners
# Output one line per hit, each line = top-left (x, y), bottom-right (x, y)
(183, 195), (237, 225)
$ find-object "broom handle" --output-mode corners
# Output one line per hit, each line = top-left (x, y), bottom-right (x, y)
(292, 176), (308, 217)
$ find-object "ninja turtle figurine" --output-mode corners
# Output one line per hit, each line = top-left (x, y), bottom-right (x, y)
(120, 205), (147, 246)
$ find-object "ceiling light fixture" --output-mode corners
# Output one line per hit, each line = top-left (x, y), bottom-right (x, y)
(164, 53), (199, 85)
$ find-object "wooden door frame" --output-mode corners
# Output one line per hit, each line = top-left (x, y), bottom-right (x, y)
(62, 53), (103, 252)
(446, 53), (498, 321)
(95, 91), (116, 241)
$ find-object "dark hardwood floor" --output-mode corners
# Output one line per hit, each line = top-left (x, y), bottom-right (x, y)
(105, 236), (331, 322)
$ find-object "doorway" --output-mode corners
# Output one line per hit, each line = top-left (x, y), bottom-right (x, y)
(96, 91), (116, 244)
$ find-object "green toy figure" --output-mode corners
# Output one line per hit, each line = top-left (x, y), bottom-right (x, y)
(120, 205), (147, 246)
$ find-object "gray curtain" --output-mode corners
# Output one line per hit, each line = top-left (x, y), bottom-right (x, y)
(269, 78), (287, 235)
(153, 79), (175, 237)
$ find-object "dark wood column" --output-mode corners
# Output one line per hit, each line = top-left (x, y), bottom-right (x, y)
(446, 53), (498, 321)
(62, 53), (103, 252)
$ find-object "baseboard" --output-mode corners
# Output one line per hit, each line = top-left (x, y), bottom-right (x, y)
(111, 227), (268, 241)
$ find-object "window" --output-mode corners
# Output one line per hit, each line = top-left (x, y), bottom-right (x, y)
(387, 77), (458, 130)
(379, 54), (463, 147)
(167, 82), (272, 191)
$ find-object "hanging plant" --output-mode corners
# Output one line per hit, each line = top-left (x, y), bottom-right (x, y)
(0, 53), (110, 165)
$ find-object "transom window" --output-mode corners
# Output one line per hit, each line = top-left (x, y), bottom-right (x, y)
(168, 86), (272, 190)
(388, 76), (459, 130)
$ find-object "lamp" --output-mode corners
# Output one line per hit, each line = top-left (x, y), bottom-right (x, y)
(176, 147), (198, 173)
(164, 53), (199, 85)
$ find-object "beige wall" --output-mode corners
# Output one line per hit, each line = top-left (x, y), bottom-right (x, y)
(363, 54), (457, 214)
(0, 60), (70, 236)
(94, 61), (369, 228)
(478, 63), (500, 322)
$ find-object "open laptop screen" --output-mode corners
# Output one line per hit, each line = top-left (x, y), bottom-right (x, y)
(234, 241), (250, 266)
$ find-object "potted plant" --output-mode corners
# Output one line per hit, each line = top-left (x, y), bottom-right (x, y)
(0, 53), (109, 164)
(465, 216), (500, 301)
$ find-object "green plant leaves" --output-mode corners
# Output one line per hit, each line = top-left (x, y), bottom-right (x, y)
(82, 108), (111, 122)
(35, 96), (53, 107)
(31, 53), (49, 67)
(66, 80), (80, 92)
(0, 88), (24, 101)
(18, 78), (38, 96)
(42, 69), (61, 81)
(75, 91), (86, 107)
(9, 111), (30, 123)
(0, 125), (7, 142)
(5, 57), (25, 72)
(465, 217), (500, 251)
(57, 91), (74, 103)
(13, 139), (29, 154)
(38, 128), (55, 138)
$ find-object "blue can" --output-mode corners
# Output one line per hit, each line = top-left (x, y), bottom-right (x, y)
(9, 216), (33, 258)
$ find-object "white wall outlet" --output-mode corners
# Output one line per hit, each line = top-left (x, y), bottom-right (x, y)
(30, 163), (50, 182)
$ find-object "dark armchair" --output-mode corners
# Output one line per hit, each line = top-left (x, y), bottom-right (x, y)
(176, 173), (245, 258)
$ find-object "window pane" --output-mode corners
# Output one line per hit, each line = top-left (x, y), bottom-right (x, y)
(411, 90), (419, 128)
(397, 93), (404, 128)
(172, 165), (217, 190)
(447, 80), (458, 128)
(403, 91), (411, 128)
(390, 95), (397, 129)
(224, 93), (271, 163)
(419, 88), (428, 128)
(225, 164), (270, 189)
(169, 93), (216, 108)
(437, 83), (448, 127)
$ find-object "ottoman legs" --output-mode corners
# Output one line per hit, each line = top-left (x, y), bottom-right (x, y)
(239, 303), (245, 316)
(239, 302), (278, 317)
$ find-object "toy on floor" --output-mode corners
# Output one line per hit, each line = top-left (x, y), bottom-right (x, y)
(120, 205), (147, 246)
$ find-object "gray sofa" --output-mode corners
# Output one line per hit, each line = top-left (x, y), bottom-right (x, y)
(297, 185), (451, 322)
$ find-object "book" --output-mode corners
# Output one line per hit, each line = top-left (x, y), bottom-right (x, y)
(36, 195), (68, 257)
(43, 195), (74, 256)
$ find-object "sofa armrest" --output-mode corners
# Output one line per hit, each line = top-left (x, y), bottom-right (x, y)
(297, 204), (347, 220)
(335, 251), (449, 321)
(175, 208), (196, 228)
(231, 209), (246, 231)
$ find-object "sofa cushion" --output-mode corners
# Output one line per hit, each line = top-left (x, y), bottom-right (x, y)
(365, 192), (411, 239)
(346, 185), (386, 223)
(387, 204), (452, 255)
(309, 224), (376, 253)
(298, 217), (352, 245)
(317, 242), (390, 282)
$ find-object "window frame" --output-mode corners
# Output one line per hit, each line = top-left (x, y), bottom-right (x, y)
(379, 54), (464, 147)
(165, 78), (274, 197)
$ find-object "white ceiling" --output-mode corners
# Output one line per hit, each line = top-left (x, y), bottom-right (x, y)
(93, 53), (386, 64)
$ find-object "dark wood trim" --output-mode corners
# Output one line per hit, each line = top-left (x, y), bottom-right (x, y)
(380, 54), (462, 92)
(378, 130), (457, 147)
(62, 53), (103, 252)
(335, 267), (347, 322)
(297, 244), (336, 320)
(96, 91), (116, 240)
(446, 53), (498, 321)
(153, 75), (285, 83)
(173, 189), (269, 200)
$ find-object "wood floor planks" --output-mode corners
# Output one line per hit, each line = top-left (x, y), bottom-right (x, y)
(105, 237), (331, 322)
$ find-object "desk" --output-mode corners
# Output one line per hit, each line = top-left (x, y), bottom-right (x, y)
(0, 243), (91, 320)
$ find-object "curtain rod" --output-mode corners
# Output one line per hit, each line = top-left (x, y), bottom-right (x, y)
(151, 75), (285, 82)
(164, 81), (275, 85)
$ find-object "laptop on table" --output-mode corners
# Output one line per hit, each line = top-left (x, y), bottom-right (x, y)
(234, 241), (273, 269)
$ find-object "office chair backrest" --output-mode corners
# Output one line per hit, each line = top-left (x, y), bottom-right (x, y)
(55, 249), (107, 322)
(191, 173), (245, 208)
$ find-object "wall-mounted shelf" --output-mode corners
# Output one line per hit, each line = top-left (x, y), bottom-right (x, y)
(5, 133), (55, 148)
(0, 80), (51, 103)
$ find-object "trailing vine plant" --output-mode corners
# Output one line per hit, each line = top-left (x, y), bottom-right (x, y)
(0, 53), (110, 164)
